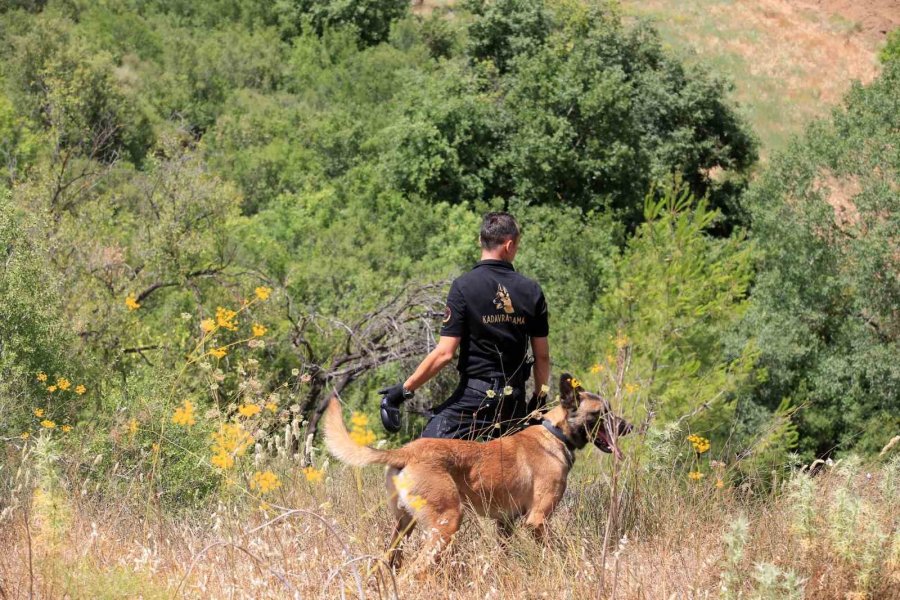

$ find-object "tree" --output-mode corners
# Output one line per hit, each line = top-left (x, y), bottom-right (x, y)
(290, 0), (409, 47)
(743, 61), (900, 458)
(381, 2), (757, 228)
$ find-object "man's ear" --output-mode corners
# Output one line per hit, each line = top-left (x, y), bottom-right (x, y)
(559, 373), (582, 410)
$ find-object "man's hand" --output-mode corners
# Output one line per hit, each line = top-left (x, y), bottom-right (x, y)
(525, 386), (549, 422)
(379, 383), (413, 433)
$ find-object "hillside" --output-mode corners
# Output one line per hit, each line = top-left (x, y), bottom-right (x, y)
(419, 0), (897, 155)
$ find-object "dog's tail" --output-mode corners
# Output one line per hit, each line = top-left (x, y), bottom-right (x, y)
(323, 396), (408, 469)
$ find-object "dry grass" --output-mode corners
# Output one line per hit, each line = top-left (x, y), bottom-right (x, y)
(2, 439), (898, 599)
(617, 0), (882, 157)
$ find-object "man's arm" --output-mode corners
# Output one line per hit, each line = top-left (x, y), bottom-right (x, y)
(531, 336), (550, 393)
(403, 335), (461, 392)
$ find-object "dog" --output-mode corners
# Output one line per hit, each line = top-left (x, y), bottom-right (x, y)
(323, 373), (633, 571)
(492, 283), (515, 314)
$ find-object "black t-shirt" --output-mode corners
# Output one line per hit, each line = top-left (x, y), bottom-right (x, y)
(440, 259), (549, 380)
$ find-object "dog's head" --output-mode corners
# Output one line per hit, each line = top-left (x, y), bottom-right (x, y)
(492, 284), (514, 314)
(559, 373), (632, 459)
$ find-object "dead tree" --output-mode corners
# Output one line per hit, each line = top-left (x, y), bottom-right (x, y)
(286, 281), (448, 461)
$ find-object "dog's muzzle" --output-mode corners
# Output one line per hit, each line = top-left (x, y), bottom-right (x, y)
(593, 417), (633, 460)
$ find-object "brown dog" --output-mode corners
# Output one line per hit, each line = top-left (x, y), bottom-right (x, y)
(323, 373), (631, 571)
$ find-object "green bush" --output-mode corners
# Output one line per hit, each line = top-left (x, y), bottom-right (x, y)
(743, 61), (900, 458)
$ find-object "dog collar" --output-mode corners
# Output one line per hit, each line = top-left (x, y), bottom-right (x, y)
(542, 420), (575, 467)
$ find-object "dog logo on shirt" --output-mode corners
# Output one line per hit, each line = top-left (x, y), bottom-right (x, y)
(492, 284), (515, 314)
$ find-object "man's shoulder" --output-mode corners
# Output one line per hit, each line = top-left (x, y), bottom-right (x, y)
(508, 271), (543, 294)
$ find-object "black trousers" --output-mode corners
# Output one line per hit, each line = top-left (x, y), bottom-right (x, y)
(420, 378), (528, 441)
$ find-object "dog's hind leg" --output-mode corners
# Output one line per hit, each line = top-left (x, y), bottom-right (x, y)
(388, 512), (415, 570)
(406, 505), (461, 577)
(523, 510), (549, 544)
(401, 467), (462, 576)
(386, 467), (416, 570)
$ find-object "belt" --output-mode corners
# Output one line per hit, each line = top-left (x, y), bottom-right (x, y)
(460, 374), (526, 394)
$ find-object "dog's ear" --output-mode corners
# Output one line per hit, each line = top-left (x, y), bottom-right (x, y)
(559, 373), (583, 410)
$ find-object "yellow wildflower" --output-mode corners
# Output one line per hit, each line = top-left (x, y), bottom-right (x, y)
(211, 452), (234, 470)
(485, 389), (496, 398)
(350, 412), (369, 428)
(47, 385), (57, 393)
(238, 403), (261, 418)
(392, 473), (410, 492)
(265, 401), (278, 413)
(303, 466), (324, 483)
(36, 372), (47, 382)
(570, 377), (582, 389)
(350, 427), (376, 446)
(625, 382), (639, 395)
(215, 306), (238, 331)
(590, 363), (603, 374)
(20, 432), (30, 440)
(172, 399), (197, 427)
(75, 384), (86, 395)
(61, 424), (73, 433)
(56, 377), (71, 391)
(250, 470), (282, 494)
(41, 420), (56, 429)
(128, 418), (138, 437)
(209, 347), (228, 359)
(125, 293), (140, 311)
(252, 323), (267, 337)
(502, 386), (513, 396)
(615, 333), (629, 349)
(716, 478), (725, 489)
(34, 408), (45, 418)
(210, 423), (252, 470)
(688, 471), (704, 481)
(687, 434), (710, 454)
(407, 495), (427, 511)
(254, 286), (272, 301)
(200, 318), (217, 333)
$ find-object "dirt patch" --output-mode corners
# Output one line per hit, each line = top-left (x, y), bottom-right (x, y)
(802, 0), (900, 40)
(813, 169), (862, 229)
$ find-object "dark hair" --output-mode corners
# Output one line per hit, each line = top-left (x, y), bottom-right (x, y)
(480, 212), (520, 250)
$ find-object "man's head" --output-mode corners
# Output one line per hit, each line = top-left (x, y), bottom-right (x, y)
(480, 212), (520, 262)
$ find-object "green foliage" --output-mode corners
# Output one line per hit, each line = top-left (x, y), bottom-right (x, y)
(0, 0), (894, 518)
(2, 11), (154, 164)
(381, 2), (757, 226)
(744, 61), (900, 458)
(464, 0), (551, 73)
(0, 190), (80, 435)
(593, 186), (756, 424)
(291, 0), (409, 47)
(880, 27), (900, 64)
(0, 88), (39, 181)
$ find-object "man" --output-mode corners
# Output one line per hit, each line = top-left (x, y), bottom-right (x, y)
(380, 212), (550, 439)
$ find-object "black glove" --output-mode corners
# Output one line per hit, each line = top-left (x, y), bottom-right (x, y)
(379, 383), (413, 433)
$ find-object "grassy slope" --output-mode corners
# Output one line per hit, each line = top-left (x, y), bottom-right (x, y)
(617, 0), (881, 157)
